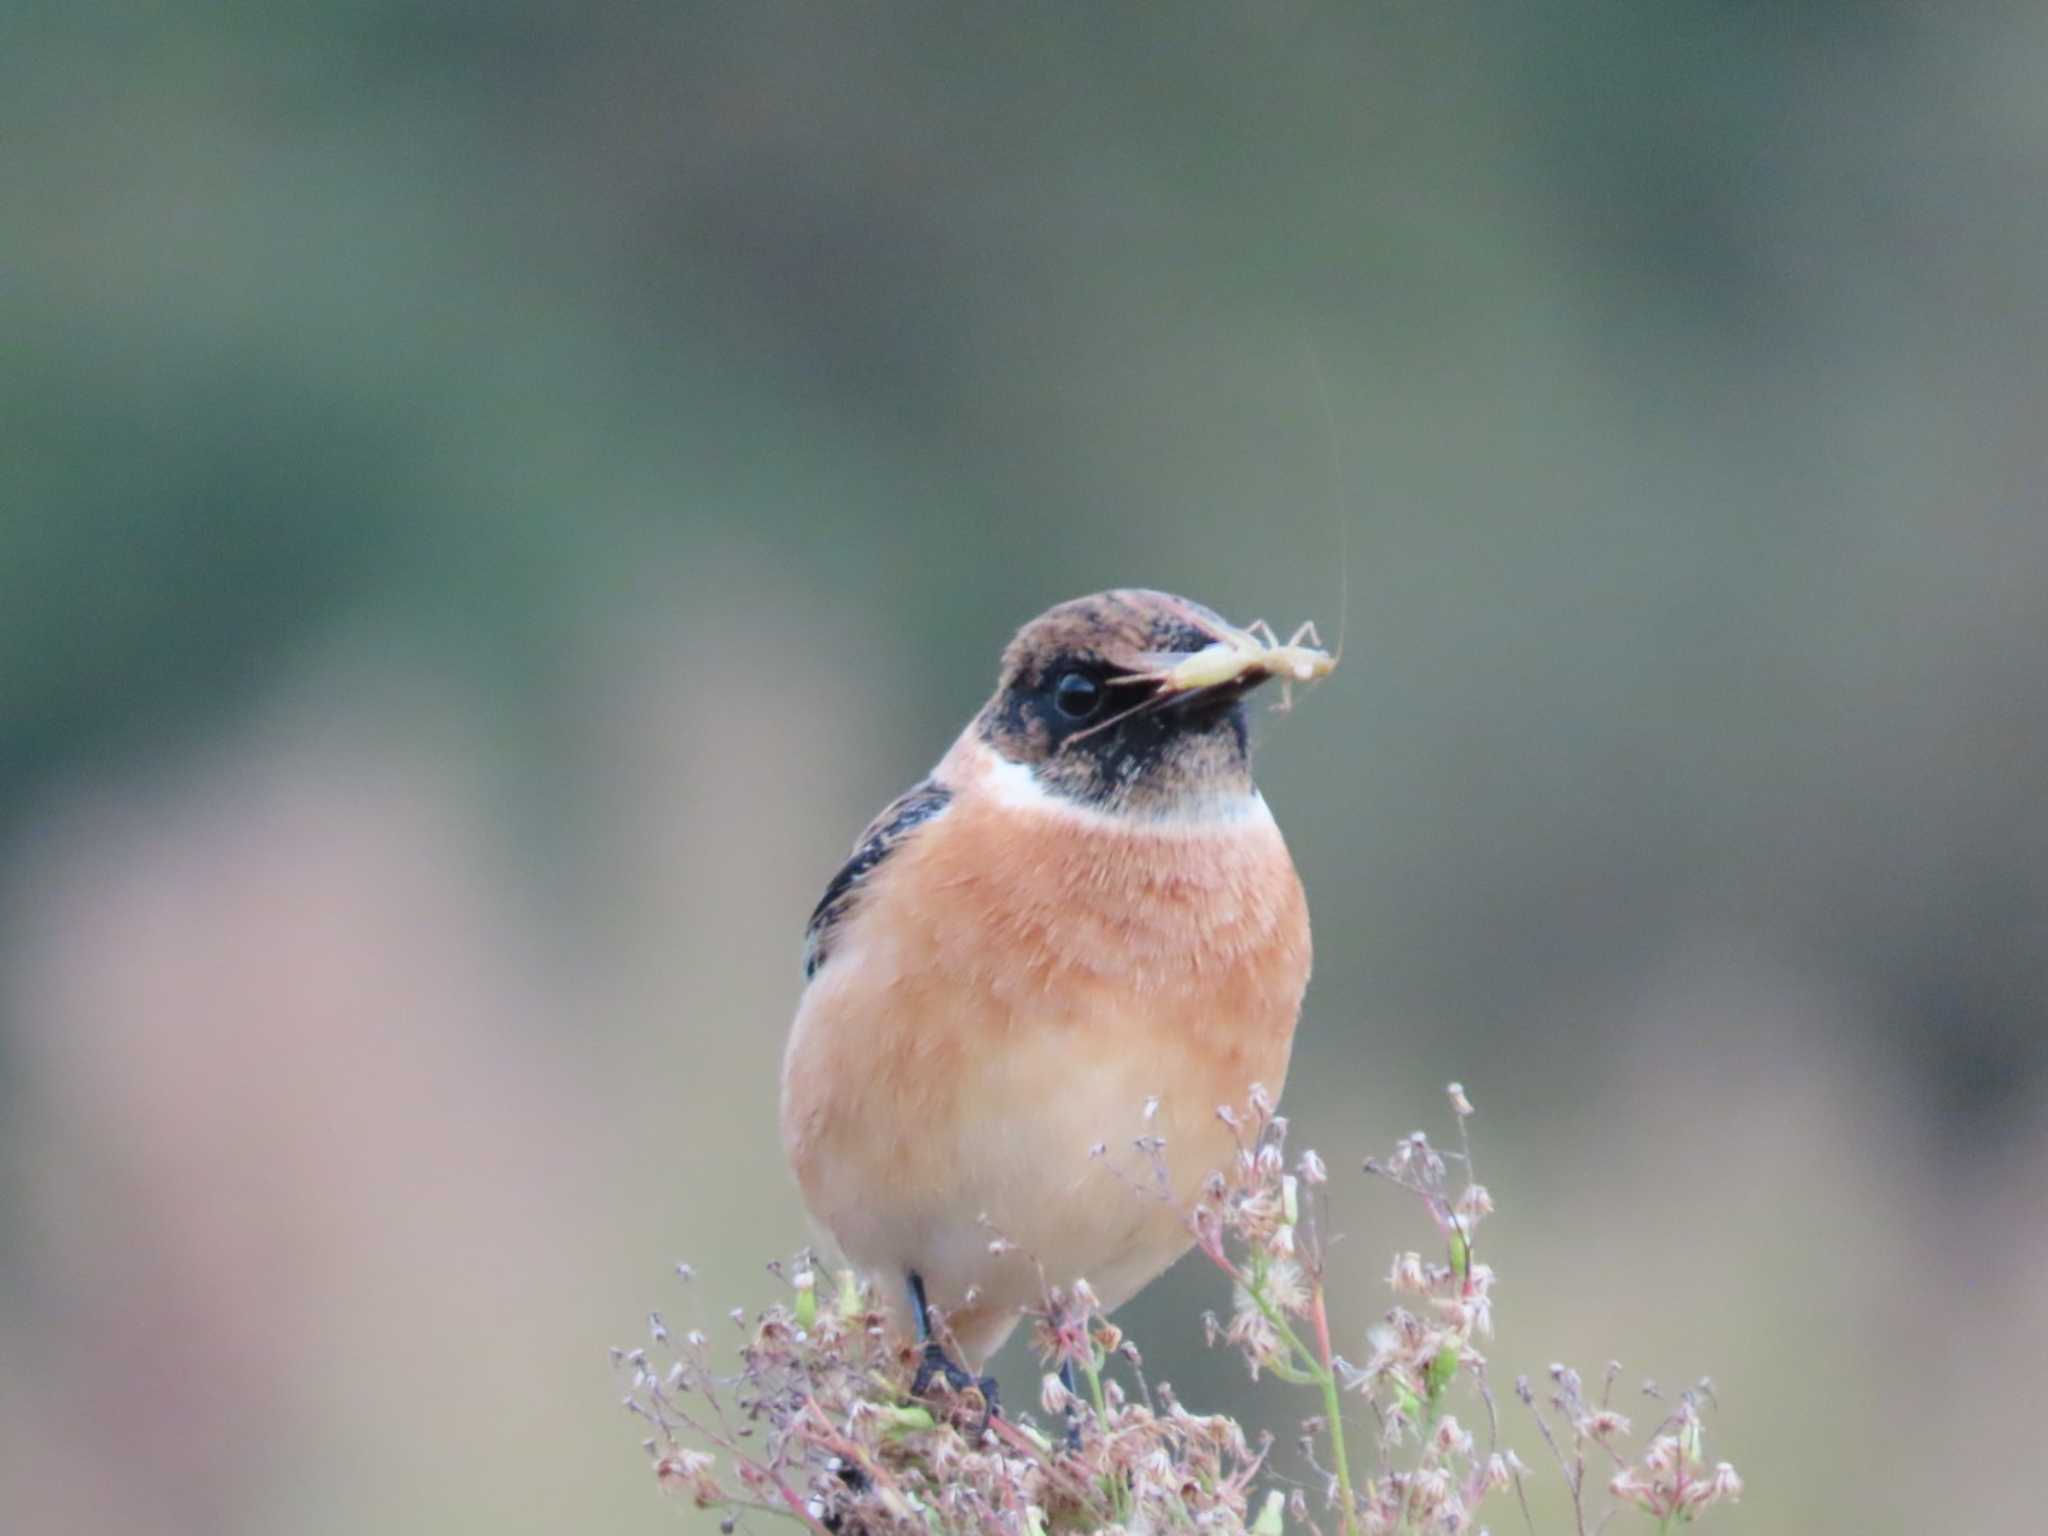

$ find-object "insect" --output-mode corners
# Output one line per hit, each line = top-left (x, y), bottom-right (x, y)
(1140, 617), (1339, 713)
(1066, 340), (1351, 751)
(1061, 614), (1341, 752)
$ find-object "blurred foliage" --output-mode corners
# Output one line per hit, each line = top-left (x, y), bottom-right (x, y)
(11, 0), (2046, 1115)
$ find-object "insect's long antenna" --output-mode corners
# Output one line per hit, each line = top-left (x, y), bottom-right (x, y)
(1064, 652), (1258, 750)
(1060, 684), (1182, 749)
(1303, 335), (1349, 667)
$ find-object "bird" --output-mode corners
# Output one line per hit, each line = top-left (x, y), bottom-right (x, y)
(779, 589), (1315, 1403)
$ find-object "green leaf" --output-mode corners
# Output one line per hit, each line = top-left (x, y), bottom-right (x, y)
(1426, 1344), (1459, 1401)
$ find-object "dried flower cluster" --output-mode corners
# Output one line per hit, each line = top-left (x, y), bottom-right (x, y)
(1519, 1362), (1742, 1534)
(617, 1262), (1271, 1536)
(616, 1084), (1741, 1536)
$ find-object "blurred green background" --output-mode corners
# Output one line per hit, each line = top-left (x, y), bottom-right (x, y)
(5, 5), (2046, 1532)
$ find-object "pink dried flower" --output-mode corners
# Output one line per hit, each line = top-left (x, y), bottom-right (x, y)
(1610, 1465), (1657, 1512)
(1598, 1398), (1742, 1521)
(653, 1448), (724, 1507)
(1258, 1258), (1310, 1315)
(1226, 1287), (1284, 1368)
(1039, 1372), (1075, 1416)
(1388, 1250), (1429, 1294)
(1581, 1408), (1631, 1440)
(1407, 1464), (1453, 1519)
(1644, 1431), (1681, 1474)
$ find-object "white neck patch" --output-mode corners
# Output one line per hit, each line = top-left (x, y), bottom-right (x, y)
(978, 753), (1274, 835)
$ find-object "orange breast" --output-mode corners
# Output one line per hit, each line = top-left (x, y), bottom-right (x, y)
(779, 738), (1311, 1363)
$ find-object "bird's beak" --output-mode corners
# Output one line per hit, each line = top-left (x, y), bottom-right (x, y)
(1163, 666), (1270, 717)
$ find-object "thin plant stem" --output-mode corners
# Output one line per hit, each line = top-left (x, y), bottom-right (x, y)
(1079, 1340), (1131, 1522)
(1239, 1260), (1357, 1536)
(1308, 1283), (1358, 1535)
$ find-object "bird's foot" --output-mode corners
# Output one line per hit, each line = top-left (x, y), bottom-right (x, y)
(910, 1341), (1000, 1436)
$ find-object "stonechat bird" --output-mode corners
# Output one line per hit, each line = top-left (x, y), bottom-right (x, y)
(780, 589), (1315, 1399)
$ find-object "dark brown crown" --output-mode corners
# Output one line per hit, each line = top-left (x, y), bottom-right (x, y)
(977, 590), (1260, 817)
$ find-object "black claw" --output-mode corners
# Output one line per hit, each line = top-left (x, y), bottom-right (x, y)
(903, 1273), (999, 1435)
(909, 1340), (969, 1396)
(910, 1341), (1000, 1435)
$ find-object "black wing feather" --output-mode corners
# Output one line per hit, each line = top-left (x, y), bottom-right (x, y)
(801, 779), (953, 978)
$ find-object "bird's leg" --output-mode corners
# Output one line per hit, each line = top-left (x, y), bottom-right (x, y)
(904, 1271), (1001, 1431)
(1058, 1356), (1084, 1451)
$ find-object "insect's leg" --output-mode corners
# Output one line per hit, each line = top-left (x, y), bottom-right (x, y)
(1289, 620), (1325, 649)
(1244, 618), (1281, 649)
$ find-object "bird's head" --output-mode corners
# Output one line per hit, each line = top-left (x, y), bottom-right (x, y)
(975, 589), (1282, 820)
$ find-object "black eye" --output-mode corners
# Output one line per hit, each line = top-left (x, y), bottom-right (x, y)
(1053, 671), (1103, 720)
